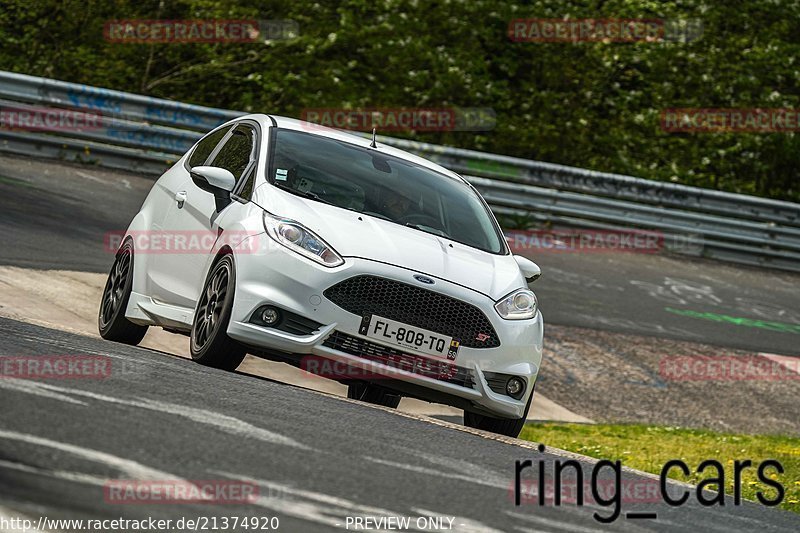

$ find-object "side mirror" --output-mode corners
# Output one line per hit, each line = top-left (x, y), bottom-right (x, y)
(190, 166), (236, 211)
(514, 255), (542, 284)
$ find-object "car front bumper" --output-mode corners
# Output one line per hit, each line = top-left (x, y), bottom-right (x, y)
(227, 233), (544, 419)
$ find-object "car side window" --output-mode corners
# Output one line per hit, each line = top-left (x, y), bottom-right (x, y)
(188, 126), (230, 168)
(209, 124), (255, 181)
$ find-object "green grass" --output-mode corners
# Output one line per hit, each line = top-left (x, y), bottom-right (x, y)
(519, 423), (800, 514)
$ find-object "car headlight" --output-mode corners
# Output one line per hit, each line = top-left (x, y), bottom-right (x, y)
(494, 288), (538, 320)
(262, 212), (344, 267)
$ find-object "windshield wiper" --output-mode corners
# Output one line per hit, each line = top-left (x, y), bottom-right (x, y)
(405, 223), (448, 238)
(362, 211), (392, 221)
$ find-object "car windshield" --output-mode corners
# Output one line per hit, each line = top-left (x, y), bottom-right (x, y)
(268, 128), (506, 254)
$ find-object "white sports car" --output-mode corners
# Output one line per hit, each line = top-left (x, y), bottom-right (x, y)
(98, 114), (543, 437)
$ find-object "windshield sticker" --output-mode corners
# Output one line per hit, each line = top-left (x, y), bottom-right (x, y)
(275, 168), (288, 181)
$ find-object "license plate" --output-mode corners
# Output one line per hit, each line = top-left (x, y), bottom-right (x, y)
(359, 314), (459, 360)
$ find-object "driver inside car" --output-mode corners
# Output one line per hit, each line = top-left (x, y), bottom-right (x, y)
(381, 190), (414, 221)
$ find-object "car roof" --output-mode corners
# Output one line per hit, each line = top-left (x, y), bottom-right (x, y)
(237, 113), (468, 184)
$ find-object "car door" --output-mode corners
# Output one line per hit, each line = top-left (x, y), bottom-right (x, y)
(149, 122), (258, 310)
(145, 124), (231, 301)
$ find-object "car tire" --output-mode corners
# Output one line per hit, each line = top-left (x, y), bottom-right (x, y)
(463, 386), (534, 438)
(190, 254), (246, 371)
(98, 239), (148, 345)
(347, 382), (401, 408)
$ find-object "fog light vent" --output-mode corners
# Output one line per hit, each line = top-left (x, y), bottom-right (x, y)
(261, 306), (281, 325)
(506, 377), (525, 398)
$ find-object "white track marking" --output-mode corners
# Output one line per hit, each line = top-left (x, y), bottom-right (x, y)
(215, 470), (505, 532)
(0, 429), (177, 481)
(0, 379), (309, 450)
(9, 331), (177, 370)
(0, 504), (57, 533)
(74, 171), (106, 185)
(364, 456), (507, 490)
(216, 471), (417, 530)
(0, 436), (224, 505)
(0, 458), (119, 487)
(0, 378), (88, 406)
(415, 452), (512, 487)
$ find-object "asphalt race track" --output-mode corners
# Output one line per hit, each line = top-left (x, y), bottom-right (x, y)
(1, 317), (799, 532)
(1, 154), (799, 531)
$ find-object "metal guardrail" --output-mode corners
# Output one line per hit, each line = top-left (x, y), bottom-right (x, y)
(471, 177), (800, 272)
(0, 71), (239, 131)
(0, 129), (177, 175)
(1, 70), (799, 272)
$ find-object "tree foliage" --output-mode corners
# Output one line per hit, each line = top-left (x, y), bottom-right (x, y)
(2, 0), (799, 201)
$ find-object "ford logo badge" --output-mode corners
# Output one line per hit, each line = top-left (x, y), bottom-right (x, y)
(414, 275), (435, 285)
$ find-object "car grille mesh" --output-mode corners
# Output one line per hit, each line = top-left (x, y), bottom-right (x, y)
(323, 275), (500, 348)
(322, 331), (475, 388)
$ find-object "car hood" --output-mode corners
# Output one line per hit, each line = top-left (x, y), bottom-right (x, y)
(256, 187), (523, 300)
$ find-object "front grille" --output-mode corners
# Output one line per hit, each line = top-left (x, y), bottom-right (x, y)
(322, 331), (475, 388)
(323, 275), (500, 348)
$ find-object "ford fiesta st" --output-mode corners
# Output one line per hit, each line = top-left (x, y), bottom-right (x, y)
(98, 114), (543, 437)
